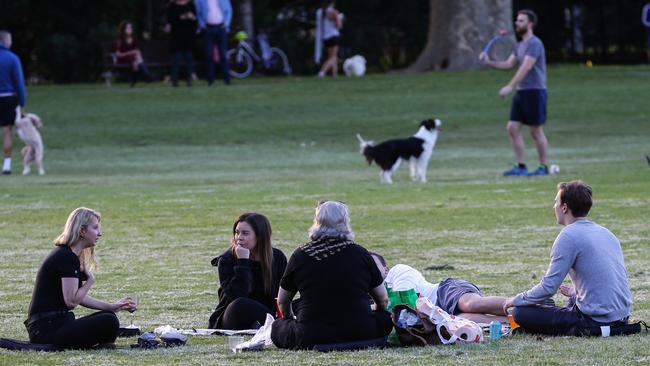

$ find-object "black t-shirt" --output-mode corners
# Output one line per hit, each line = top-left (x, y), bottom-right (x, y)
(167, 2), (197, 49)
(280, 238), (383, 324)
(28, 246), (80, 316)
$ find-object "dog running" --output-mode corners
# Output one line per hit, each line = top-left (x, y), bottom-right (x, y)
(15, 108), (45, 175)
(356, 118), (442, 183)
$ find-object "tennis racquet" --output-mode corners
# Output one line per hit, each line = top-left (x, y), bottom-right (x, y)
(480, 30), (508, 64)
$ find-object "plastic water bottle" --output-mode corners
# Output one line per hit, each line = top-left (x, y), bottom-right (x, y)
(489, 321), (502, 340)
(398, 309), (420, 327)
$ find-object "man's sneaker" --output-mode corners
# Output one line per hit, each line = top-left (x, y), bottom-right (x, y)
(503, 166), (528, 176)
(2, 170), (10, 175)
(646, 154), (650, 166)
(527, 166), (549, 176)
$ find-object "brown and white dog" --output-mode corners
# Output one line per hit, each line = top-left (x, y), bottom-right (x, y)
(356, 118), (442, 183)
(15, 108), (45, 175)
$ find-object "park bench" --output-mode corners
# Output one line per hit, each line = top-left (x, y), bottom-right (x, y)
(101, 40), (172, 86)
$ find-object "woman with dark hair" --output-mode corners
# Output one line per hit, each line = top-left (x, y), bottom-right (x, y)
(208, 213), (287, 329)
(114, 20), (153, 86)
(24, 207), (136, 349)
(315, 0), (344, 77)
(271, 201), (392, 349)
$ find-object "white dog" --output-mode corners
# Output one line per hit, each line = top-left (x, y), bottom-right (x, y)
(14, 108), (45, 175)
(343, 55), (366, 77)
(357, 118), (442, 183)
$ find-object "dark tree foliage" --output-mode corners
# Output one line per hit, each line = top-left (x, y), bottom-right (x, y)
(513, 0), (650, 63)
(249, 0), (430, 74)
(0, 0), (648, 82)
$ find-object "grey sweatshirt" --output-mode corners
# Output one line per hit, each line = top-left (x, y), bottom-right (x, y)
(513, 219), (632, 323)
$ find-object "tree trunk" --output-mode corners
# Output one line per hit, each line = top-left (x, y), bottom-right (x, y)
(236, 0), (254, 37)
(405, 0), (514, 72)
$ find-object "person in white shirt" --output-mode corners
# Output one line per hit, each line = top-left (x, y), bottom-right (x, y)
(314, 1), (344, 77)
(370, 252), (508, 323)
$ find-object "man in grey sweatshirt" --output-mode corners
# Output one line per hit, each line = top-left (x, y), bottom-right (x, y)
(503, 180), (632, 335)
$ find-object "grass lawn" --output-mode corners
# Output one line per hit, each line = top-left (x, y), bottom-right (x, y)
(1, 65), (649, 365)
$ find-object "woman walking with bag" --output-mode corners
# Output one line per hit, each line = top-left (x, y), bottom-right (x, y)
(25, 207), (136, 349)
(271, 201), (393, 349)
(208, 213), (287, 330)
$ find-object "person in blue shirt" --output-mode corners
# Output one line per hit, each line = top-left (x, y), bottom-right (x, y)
(194, 0), (232, 86)
(0, 30), (26, 175)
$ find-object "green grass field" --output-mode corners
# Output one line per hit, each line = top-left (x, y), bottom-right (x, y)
(1, 65), (649, 365)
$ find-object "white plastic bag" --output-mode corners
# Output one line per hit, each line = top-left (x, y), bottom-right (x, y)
(416, 297), (483, 344)
(234, 314), (275, 351)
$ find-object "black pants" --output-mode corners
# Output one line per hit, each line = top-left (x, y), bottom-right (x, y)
(271, 310), (393, 350)
(512, 304), (626, 336)
(220, 297), (273, 330)
(26, 311), (119, 349)
(171, 50), (194, 86)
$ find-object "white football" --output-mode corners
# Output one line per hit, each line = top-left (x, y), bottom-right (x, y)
(343, 55), (366, 77)
(549, 164), (560, 175)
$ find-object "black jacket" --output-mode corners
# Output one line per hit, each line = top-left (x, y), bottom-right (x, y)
(208, 247), (287, 328)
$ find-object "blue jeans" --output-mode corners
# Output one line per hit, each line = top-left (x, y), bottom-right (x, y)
(203, 25), (230, 85)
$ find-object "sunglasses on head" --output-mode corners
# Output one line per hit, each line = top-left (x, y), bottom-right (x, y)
(317, 200), (346, 206)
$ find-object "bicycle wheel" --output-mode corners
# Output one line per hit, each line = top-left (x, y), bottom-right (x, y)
(267, 47), (291, 76)
(227, 48), (253, 79)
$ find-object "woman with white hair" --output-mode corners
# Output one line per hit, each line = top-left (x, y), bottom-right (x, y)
(271, 201), (392, 349)
(24, 207), (136, 349)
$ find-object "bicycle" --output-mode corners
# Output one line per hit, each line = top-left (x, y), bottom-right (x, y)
(226, 31), (292, 79)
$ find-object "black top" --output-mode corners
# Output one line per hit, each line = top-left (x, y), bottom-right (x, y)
(28, 246), (80, 316)
(280, 237), (383, 324)
(209, 247), (287, 328)
(167, 1), (197, 51)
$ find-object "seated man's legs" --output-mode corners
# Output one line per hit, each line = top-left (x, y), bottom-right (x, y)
(456, 293), (508, 323)
(511, 305), (588, 335)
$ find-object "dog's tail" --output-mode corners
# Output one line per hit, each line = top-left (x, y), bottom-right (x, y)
(356, 133), (374, 165)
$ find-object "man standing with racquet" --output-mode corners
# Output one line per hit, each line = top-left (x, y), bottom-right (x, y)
(480, 9), (549, 176)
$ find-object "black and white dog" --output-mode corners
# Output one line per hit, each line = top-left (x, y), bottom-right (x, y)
(356, 118), (442, 183)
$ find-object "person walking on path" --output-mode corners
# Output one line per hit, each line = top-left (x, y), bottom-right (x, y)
(480, 9), (549, 177)
(314, 0), (344, 77)
(0, 30), (26, 175)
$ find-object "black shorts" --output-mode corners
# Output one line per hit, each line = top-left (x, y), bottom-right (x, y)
(0, 96), (18, 127)
(510, 89), (547, 126)
(435, 278), (481, 315)
(324, 36), (340, 48)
